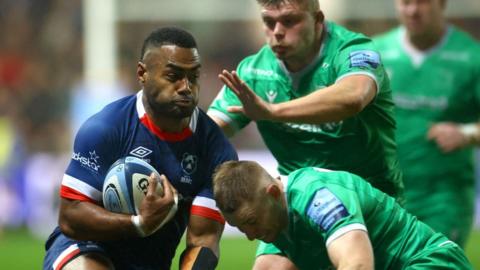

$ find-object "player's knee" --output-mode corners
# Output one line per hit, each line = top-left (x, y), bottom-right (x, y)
(62, 253), (114, 270)
(252, 254), (298, 270)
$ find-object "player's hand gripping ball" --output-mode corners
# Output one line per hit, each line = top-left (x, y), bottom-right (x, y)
(102, 156), (178, 225)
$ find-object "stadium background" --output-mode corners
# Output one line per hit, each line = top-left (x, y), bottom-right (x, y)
(0, 0), (479, 268)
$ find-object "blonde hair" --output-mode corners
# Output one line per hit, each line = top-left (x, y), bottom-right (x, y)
(213, 161), (273, 214)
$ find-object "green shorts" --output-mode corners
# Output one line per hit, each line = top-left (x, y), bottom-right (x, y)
(404, 239), (472, 269)
(404, 184), (474, 247)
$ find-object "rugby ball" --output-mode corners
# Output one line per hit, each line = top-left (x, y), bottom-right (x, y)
(102, 157), (178, 225)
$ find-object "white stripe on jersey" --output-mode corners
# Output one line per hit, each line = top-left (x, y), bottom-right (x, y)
(62, 174), (102, 202)
(192, 196), (220, 211)
(189, 107), (199, 132)
(52, 244), (80, 270)
(136, 90), (146, 117)
(313, 167), (334, 173)
(325, 223), (367, 247)
(335, 71), (380, 96)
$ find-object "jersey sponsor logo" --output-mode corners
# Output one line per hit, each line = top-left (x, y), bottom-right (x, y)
(393, 94), (448, 110)
(129, 146), (153, 158)
(266, 89), (277, 103)
(439, 51), (469, 62)
(349, 50), (380, 69)
(307, 188), (349, 231)
(282, 121), (342, 134)
(72, 150), (101, 172)
(244, 67), (279, 78)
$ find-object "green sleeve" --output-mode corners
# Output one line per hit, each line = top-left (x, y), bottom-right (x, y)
(334, 39), (387, 94)
(207, 62), (252, 131)
(290, 171), (366, 244)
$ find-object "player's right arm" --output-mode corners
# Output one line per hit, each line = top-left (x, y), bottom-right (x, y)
(58, 117), (175, 241)
(326, 230), (374, 270)
(59, 174), (176, 241)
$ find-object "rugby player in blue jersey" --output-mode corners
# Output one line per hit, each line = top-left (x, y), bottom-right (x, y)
(43, 26), (237, 270)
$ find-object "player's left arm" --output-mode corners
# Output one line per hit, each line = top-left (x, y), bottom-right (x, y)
(427, 122), (480, 153)
(326, 229), (374, 270)
(178, 119), (237, 269)
(179, 214), (224, 270)
(220, 70), (376, 124)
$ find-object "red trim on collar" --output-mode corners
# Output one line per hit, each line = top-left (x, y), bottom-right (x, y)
(140, 113), (193, 142)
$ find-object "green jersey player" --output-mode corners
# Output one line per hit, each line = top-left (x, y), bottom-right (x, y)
(213, 161), (472, 270)
(209, 1), (403, 268)
(208, 0), (402, 199)
(374, 0), (480, 247)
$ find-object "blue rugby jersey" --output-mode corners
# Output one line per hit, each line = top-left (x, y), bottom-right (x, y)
(48, 90), (238, 269)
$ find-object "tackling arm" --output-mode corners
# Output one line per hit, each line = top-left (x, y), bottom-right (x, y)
(219, 70), (376, 124)
(179, 215), (224, 270)
(326, 230), (374, 270)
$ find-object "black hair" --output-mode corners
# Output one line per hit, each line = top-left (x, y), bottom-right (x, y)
(140, 26), (197, 60)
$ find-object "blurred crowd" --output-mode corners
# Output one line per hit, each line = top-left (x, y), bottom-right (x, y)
(0, 0), (83, 237)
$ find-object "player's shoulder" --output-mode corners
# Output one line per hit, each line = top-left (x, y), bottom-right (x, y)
(195, 108), (221, 132)
(372, 27), (401, 49)
(190, 108), (238, 160)
(194, 108), (232, 139)
(287, 167), (361, 194)
(287, 168), (328, 194)
(439, 26), (480, 66)
(447, 25), (480, 50)
(77, 93), (136, 137)
(326, 21), (373, 49)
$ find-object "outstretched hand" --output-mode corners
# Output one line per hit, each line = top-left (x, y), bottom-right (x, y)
(219, 70), (274, 121)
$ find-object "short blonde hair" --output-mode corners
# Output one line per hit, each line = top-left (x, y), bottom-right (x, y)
(213, 161), (273, 214)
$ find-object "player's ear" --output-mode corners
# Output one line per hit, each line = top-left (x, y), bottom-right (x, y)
(266, 183), (281, 200)
(315, 10), (324, 24)
(137, 62), (147, 84)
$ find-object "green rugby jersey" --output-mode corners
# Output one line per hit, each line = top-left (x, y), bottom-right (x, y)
(374, 26), (480, 246)
(276, 167), (464, 270)
(209, 21), (403, 197)
(374, 26), (480, 187)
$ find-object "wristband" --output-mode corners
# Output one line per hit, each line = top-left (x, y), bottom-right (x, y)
(460, 124), (480, 144)
(131, 215), (147, 237)
(180, 246), (218, 270)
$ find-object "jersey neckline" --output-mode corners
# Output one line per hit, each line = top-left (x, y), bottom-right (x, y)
(136, 90), (199, 142)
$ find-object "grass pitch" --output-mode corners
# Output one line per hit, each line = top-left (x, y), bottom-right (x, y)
(1, 228), (479, 269)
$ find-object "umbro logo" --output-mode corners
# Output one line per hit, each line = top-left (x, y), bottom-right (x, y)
(130, 146), (152, 158)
